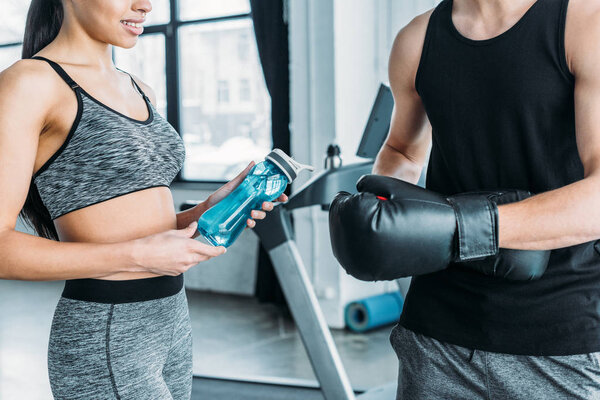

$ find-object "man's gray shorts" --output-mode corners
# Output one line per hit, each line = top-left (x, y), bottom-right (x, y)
(391, 324), (600, 399)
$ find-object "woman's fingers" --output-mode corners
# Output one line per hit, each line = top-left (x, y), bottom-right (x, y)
(261, 202), (274, 212)
(248, 198), (287, 228)
(251, 210), (267, 220)
(258, 195), (288, 212)
(193, 241), (226, 257)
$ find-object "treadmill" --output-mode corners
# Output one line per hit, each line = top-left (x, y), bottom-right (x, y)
(184, 84), (399, 399)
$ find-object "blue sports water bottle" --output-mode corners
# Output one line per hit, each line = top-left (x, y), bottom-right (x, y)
(197, 149), (314, 247)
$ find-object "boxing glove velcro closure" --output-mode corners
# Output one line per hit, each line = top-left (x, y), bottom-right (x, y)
(446, 195), (498, 262)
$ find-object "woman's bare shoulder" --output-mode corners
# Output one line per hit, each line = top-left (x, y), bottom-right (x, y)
(0, 58), (63, 102)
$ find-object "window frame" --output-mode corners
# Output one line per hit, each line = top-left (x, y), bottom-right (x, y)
(0, 42), (21, 48)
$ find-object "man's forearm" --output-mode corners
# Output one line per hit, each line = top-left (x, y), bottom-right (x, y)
(373, 144), (424, 184)
(498, 176), (600, 250)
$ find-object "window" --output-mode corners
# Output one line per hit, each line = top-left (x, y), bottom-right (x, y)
(0, 0), (272, 183)
(143, 0), (171, 25)
(113, 0), (169, 117)
(177, 8), (271, 182)
(0, 0), (29, 71)
(0, 45), (21, 72)
(0, 0), (29, 45)
(114, 34), (167, 117)
(238, 33), (250, 61)
(179, 0), (251, 21)
(217, 80), (230, 103)
(239, 79), (251, 102)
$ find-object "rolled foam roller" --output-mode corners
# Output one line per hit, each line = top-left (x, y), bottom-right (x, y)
(344, 291), (404, 333)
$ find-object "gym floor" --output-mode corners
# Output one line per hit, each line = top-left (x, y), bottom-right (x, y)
(0, 279), (398, 399)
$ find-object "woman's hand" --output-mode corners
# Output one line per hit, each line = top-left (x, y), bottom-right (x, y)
(204, 161), (289, 229)
(130, 221), (226, 275)
(246, 194), (289, 228)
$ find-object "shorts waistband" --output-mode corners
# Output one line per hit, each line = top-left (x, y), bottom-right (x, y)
(61, 274), (184, 304)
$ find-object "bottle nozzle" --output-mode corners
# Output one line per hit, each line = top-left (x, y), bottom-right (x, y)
(265, 149), (315, 182)
(296, 161), (315, 172)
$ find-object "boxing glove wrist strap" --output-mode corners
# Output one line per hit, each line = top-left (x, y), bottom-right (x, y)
(446, 195), (499, 261)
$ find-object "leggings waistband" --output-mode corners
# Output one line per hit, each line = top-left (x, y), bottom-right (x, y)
(62, 274), (184, 304)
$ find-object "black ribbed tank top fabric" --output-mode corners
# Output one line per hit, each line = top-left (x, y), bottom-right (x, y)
(399, 0), (600, 355)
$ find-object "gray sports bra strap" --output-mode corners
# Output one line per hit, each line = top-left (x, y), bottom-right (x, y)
(31, 56), (80, 90)
(116, 67), (148, 100)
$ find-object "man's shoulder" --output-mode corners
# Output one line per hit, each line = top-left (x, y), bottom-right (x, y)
(565, 0), (600, 77)
(389, 8), (435, 90)
(566, 0), (600, 30)
(394, 8), (435, 50)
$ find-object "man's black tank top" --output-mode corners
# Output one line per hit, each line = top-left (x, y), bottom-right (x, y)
(399, 0), (600, 356)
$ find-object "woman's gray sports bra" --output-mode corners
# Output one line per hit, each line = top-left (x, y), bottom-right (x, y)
(31, 56), (185, 220)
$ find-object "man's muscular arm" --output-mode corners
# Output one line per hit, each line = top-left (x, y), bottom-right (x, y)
(498, 0), (600, 250)
(372, 10), (433, 184)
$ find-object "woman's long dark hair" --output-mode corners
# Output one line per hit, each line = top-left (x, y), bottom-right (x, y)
(19, 0), (64, 241)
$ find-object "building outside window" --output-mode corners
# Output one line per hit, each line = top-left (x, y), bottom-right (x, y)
(239, 79), (251, 102)
(217, 80), (230, 103)
(238, 32), (250, 61)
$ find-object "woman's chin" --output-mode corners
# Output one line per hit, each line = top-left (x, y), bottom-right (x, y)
(112, 38), (138, 49)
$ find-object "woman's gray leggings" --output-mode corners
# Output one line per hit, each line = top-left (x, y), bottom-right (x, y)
(47, 275), (192, 399)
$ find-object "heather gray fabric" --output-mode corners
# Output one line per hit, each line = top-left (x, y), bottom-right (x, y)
(391, 324), (600, 399)
(31, 56), (185, 220)
(48, 288), (192, 400)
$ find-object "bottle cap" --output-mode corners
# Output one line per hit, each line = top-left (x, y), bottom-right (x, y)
(327, 144), (341, 157)
(265, 149), (315, 182)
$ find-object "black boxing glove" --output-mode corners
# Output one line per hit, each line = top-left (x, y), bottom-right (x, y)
(328, 174), (550, 281)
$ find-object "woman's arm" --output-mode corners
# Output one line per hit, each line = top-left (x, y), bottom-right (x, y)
(0, 60), (138, 281)
(0, 229), (137, 281)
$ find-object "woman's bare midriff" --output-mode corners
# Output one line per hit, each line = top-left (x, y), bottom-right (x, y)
(53, 186), (179, 280)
